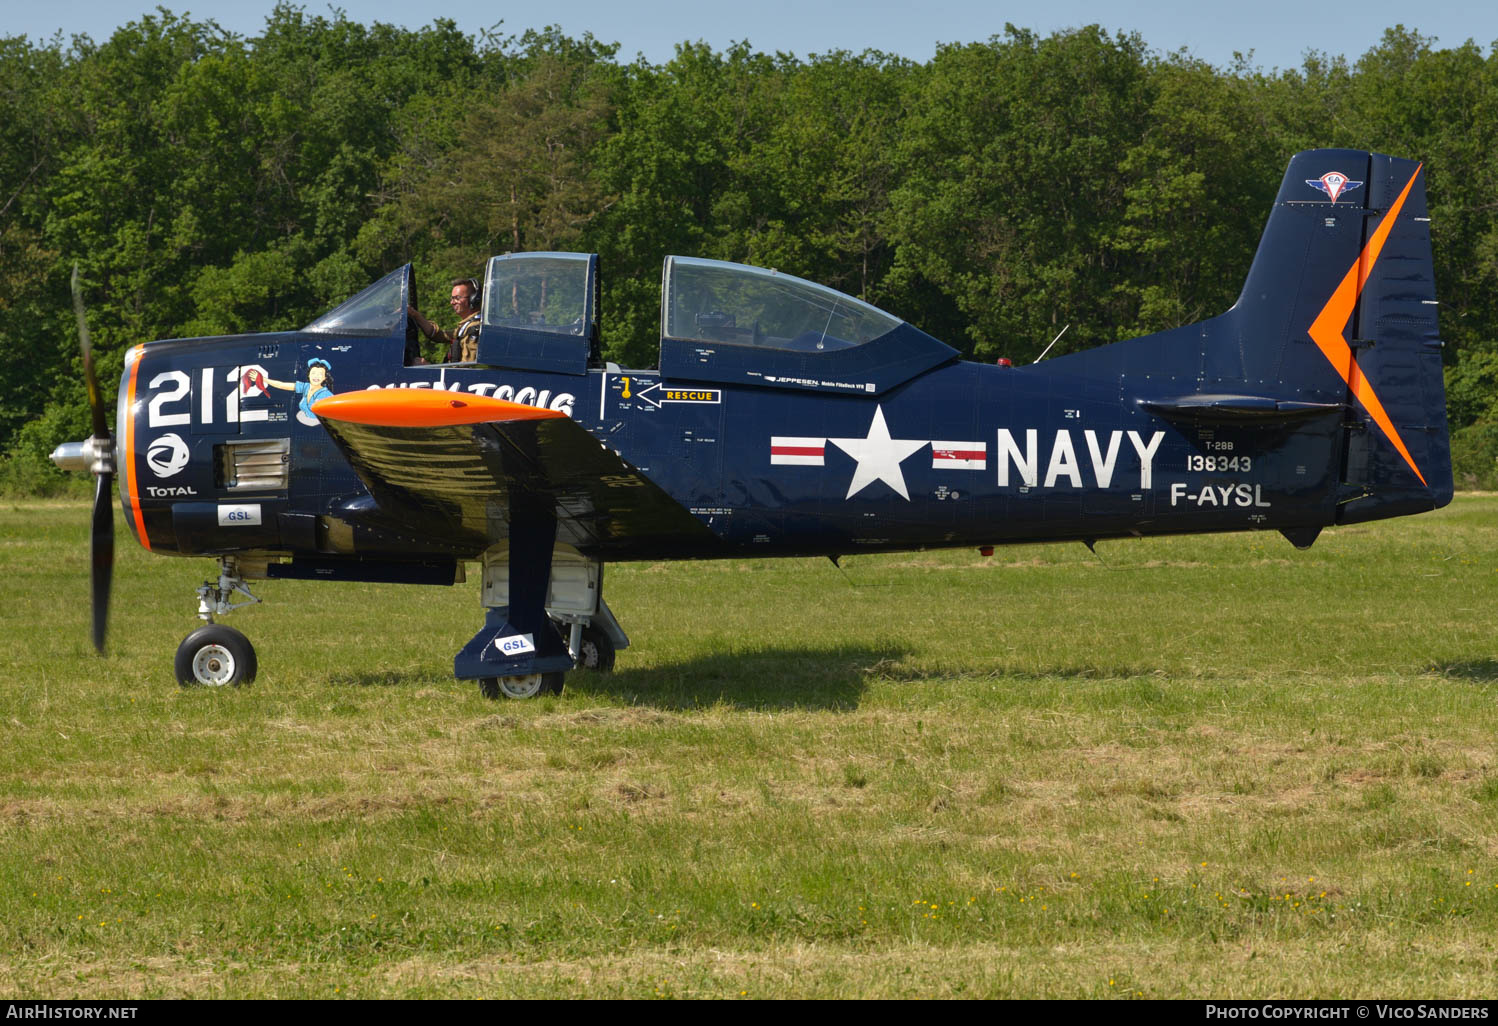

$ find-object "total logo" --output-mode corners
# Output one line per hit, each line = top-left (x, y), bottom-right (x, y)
(146, 433), (190, 478)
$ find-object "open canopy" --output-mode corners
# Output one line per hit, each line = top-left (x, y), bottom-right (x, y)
(297, 254), (956, 393)
(474, 252), (599, 375)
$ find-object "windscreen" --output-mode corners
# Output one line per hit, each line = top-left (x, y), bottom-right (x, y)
(302, 266), (410, 337)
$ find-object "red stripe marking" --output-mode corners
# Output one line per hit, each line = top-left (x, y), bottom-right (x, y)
(933, 449), (985, 461)
(772, 445), (825, 457)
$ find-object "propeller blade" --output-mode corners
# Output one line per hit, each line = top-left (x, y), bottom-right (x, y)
(74, 262), (115, 653)
(90, 471), (115, 653)
(72, 263), (109, 441)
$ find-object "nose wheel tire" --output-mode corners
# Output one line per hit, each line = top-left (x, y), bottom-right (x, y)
(479, 672), (564, 700)
(176, 625), (257, 687)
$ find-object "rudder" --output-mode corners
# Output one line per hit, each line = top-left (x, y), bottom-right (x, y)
(1226, 149), (1451, 520)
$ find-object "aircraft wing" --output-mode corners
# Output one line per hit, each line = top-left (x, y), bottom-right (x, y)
(312, 389), (718, 556)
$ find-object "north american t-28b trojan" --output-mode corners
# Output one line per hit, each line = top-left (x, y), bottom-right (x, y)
(54, 149), (1452, 697)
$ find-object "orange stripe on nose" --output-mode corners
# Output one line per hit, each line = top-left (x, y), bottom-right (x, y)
(1305, 164), (1427, 487)
(123, 345), (149, 550)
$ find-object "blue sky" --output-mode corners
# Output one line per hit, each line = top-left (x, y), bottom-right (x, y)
(8, 0), (1496, 71)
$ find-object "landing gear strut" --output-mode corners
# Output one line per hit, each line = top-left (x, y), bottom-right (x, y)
(557, 618), (616, 673)
(176, 559), (261, 687)
(460, 533), (629, 699)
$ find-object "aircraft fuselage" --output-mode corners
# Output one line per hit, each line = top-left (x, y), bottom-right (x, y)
(119, 332), (1349, 563)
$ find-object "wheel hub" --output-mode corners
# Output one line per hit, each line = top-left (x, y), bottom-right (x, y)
(498, 673), (544, 699)
(192, 644), (237, 686)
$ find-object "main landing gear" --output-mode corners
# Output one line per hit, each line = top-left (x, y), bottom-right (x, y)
(175, 560), (261, 687)
(459, 524), (629, 700)
(473, 618), (620, 699)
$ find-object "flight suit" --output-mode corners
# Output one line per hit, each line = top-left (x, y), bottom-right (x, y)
(449, 312), (482, 363)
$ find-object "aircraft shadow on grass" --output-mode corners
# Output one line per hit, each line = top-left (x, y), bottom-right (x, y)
(325, 646), (896, 709)
(549, 645), (904, 711)
(325, 652), (1180, 707)
(1425, 659), (1498, 682)
(572, 653), (1182, 709)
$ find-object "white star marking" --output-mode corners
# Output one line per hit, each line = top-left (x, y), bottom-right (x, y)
(827, 405), (929, 500)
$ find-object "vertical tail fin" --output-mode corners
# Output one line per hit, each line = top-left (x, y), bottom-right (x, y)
(1226, 149), (1451, 519)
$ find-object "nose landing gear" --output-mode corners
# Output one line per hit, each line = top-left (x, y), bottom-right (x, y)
(175, 560), (262, 687)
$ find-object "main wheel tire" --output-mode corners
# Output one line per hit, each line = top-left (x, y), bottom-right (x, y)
(479, 671), (565, 700)
(175, 625), (257, 687)
(575, 624), (616, 673)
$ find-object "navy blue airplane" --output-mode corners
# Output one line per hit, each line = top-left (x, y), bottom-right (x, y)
(53, 148), (1452, 698)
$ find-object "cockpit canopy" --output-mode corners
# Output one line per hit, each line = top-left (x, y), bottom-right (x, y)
(298, 253), (957, 394)
(656, 256), (955, 394)
(474, 252), (599, 375)
(661, 257), (902, 352)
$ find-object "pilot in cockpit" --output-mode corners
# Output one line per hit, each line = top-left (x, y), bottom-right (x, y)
(408, 277), (483, 363)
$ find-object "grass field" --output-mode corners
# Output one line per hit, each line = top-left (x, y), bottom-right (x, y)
(2, 496), (1497, 998)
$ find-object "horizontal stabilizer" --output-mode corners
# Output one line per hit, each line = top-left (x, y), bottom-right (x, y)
(1139, 394), (1342, 424)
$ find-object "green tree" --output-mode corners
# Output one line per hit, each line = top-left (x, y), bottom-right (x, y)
(0, 35), (71, 451)
(1107, 55), (1281, 335)
(887, 26), (1156, 360)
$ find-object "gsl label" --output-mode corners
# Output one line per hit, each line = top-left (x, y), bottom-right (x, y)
(496, 633), (535, 655)
(216, 504), (263, 526)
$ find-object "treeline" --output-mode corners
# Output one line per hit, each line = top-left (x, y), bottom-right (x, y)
(4, 5), (1498, 491)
